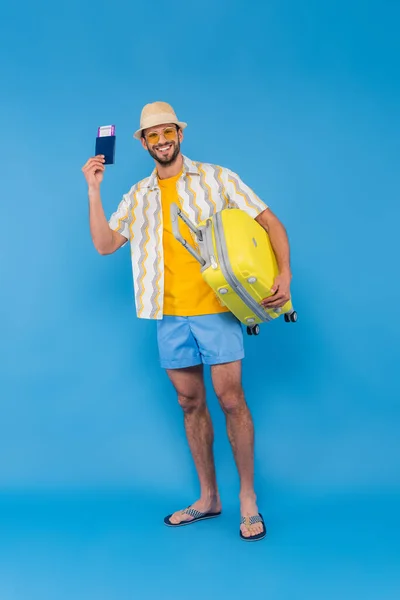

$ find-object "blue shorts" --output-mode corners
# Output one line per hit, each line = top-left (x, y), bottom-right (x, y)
(156, 312), (245, 370)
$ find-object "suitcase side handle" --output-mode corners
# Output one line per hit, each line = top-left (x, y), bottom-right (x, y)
(170, 203), (206, 266)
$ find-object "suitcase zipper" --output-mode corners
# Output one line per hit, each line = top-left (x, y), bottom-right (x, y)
(214, 212), (271, 323)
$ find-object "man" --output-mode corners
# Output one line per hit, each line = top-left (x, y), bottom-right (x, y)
(82, 102), (292, 541)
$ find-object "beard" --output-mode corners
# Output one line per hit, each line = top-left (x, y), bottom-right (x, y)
(147, 139), (181, 166)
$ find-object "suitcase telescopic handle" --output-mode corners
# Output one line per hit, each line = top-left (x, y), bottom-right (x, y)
(170, 203), (206, 266)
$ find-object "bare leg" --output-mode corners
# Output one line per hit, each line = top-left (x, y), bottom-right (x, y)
(211, 360), (264, 538)
(166, 365), (221, 524)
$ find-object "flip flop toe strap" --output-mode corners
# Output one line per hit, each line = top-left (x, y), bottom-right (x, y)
(241, 514), (263, 527)
(183, 508), (205, 519)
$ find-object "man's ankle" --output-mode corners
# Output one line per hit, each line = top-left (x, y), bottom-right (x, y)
(239, 490), (257, 503)
(200, 489), (219, 502)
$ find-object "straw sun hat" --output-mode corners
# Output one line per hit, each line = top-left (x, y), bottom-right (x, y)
(133, 101), (187, 140)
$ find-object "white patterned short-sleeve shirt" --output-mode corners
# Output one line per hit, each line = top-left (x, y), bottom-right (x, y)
(108, 155), (268, 320)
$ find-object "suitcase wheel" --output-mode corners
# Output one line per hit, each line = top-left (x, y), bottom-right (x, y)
(247, 325), (260, 336)
(285, 311), (298, 323)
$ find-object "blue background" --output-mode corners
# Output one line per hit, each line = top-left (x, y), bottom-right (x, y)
(1, 0), (399, 598)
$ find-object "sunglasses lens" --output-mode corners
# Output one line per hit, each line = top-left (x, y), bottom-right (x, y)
(147, 132), (159, 144)
(164, 127), (176, 140)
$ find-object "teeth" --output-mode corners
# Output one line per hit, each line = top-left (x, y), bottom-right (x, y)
(158, 144), (171, 151)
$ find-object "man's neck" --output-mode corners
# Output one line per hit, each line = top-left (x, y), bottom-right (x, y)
(156, 154), (184, 180)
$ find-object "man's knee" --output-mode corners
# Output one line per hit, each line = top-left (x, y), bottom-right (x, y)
(177, 391), (205, 414)
(166, 366), (206, 415)
(217, 388), (246, 414)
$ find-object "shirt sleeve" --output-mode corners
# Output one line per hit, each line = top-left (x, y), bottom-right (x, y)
(108, 192), (132, 241)
(222, 168), (268, 218)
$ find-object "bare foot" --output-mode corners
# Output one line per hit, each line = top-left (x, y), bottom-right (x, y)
(240, 493), (265, 539)
(167, 496), (222, 525)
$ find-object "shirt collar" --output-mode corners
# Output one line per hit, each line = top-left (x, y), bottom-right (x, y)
(146, 155), (199, 191)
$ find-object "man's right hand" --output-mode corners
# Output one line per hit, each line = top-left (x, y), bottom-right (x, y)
(82, 155), (105, 190)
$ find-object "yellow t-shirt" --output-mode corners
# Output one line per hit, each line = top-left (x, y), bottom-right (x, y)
(159, 171), (229, 317)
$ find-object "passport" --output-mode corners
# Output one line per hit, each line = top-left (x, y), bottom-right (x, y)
(95, 125), (116, 165)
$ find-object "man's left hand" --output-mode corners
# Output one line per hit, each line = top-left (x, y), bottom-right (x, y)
(261, 273), (292, 309)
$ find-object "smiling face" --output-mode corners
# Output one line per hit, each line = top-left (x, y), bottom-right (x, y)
(141, 123), (183, 166)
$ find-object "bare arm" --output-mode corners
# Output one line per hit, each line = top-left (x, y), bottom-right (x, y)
(255, 208), (291, 277)
(256, 208), (292, 308)
(82, 155), (127, 255)
(88, 187), (127, 255)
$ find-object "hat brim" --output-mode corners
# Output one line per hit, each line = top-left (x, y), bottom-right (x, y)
(134, 120), (187, 140)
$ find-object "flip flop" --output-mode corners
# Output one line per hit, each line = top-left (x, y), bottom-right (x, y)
(164, 506), (222, 527)
(239, 513), (266, 542)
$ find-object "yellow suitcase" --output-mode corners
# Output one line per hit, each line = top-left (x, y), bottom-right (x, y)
(170, 204), (297, 335)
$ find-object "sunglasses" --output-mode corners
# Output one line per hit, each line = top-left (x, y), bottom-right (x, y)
(145, 126), (178, 145)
